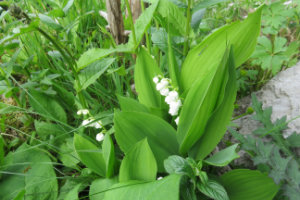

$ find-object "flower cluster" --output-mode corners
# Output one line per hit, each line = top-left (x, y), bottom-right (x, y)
(77, 109), (105, 142)
(82, 118), (103, 129)
(153, 76), (181, 125)
(77, 109), (89, 115)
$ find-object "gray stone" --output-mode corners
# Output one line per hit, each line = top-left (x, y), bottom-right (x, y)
(234, 62), (300, 138)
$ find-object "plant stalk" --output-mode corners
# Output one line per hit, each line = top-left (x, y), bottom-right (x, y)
(125, 0), (137, 47)
(141, 0), (151, 53)
(183, 0), (192, 56)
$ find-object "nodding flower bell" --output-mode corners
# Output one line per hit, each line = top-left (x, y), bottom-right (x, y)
(156, 78), (169, 92)
(96, 132), (105, 142)
(175, 117), (180, 125)
(77, 109), (89, 115)
(81, 118), (103, 129)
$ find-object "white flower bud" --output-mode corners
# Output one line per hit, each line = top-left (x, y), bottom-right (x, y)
(165, 91), (179, 104)
(169, 107), (179, 116)
(82, 109), (89, 115)
(160, 78), (169, 86)
(169, 100), (182, 109)
(175, 117), (179, 125)
(153, 76), (159, 84)
(82, 119), (91, 126)
(93, 121), (103, 129)
(77, 109), (89, 115)
(157, 176), (163, 180)
(96, 133), (105, 142)
(160, 88), (169, 96)
(156, 82), (164, 91)
(284, 0), (292, 5)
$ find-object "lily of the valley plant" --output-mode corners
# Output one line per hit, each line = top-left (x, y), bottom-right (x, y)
(72, 3), (279, 200)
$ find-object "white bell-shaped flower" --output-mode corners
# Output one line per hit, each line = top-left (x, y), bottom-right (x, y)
(77, 109), (89, 115)
(82, 119), (91, 126)
(96, 132), (105, 142)
(165, 91), (179, 104)
(156, 78), (169, 91)
(160, 88), (169, 96)
(175, 117), (180, 125)
(153, 76), (159, 84)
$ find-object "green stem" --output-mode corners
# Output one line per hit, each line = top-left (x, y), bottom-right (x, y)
(36, 28), (88, 108)
(183, 0), (192, 56)
(141, 0), (151, 53)
(125, 0), (137, 47)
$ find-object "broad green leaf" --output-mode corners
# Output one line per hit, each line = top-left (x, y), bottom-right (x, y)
(77, 44), (132, 70)
(178, 48), (230, 154)
(74, 134), (106, 176)
(103, 175), (182, 200)
(114, 111), (179, 171)
(157, 0), (187, 36)
(204, 144), (240, 167)
(189, 47), (237, 160)
(134, 48), (163, 108)
(0, 144), (58, 200)
(102, 134), (115, 178)
(28, 89), (67, 123)
(128, 1), (158, 48)
(38, 14), (63, 31)
(181, 6), (262, 91)
(89, 178), (118, 200)
(117, 95), (149, 113)
(197, 179), (229, 200)
(119, 139), (157, 182)
(75, 58), (115, 91)
(220, 169), (279, 200)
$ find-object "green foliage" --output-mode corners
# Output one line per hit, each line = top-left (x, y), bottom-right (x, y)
(114, 111), (179, 172)
(134, 48), (163, 108)
(220, 169), (279, 200)
(102, 134), (116, 178)
(204, 144), (240, 167)
(89, 178), (118, 200)
(119, 138), (157, 182)
(251, 36), (299, 75)
(28, 89), (67, 123)
(231, 95), (300, 199)
(197, 179), (229, 200)
(74, 134), (106, 177)
(75, 58), (115, 91)
(103, 175), (182, 200)
(261, 1), (294, 35)
(180, 6), (262, 91)
(0, 144), (58, 200)
(178, 47), (232, 155)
